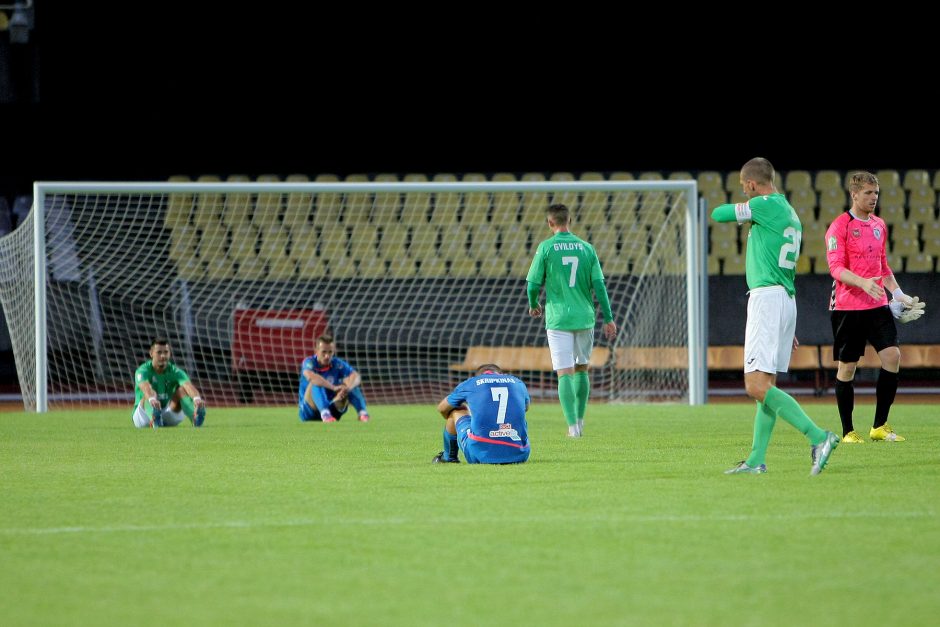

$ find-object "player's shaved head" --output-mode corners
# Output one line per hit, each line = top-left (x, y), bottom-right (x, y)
(546, 203), (570, 225)
(476, 363), (503, 375)
(741, 157), (775, 186)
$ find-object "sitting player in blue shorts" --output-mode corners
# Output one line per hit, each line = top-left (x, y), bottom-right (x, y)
(433, 364), (530, 464)
(298, 334), (370, 422)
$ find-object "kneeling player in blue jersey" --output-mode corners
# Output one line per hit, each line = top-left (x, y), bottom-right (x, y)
(433, 364), (531, 464)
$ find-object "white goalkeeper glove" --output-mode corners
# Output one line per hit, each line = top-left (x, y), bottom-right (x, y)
(889, 295), (926, 323)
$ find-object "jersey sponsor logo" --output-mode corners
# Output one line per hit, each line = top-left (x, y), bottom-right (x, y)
(873, 227), (881, 240)
(552, 242), (585, 251)
(827, 236), (838, 251)
(488, 424), (522, 441)
(852, 229), (861, 238)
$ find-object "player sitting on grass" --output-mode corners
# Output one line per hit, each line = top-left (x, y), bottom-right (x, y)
(433, 364), (530, 465)
(132, 338), (206, 428)
(298, 334), (370, 422)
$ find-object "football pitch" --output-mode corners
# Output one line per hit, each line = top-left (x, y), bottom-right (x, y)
(1, 403), (937, 626)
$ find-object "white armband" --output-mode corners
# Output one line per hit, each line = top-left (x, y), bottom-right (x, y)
(734, 202), (751, 224)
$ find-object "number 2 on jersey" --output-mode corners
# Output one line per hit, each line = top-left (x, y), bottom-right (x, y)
(562, 256), (579, 287)
(778, 226), (801, 269)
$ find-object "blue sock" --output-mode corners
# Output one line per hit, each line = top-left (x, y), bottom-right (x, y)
(442, 429), (458, 461)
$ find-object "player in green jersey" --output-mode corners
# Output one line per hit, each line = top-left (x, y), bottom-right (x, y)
(711, 157), (839, 475)
(132, 338), (206, 428)
(526, 203), (617, 437)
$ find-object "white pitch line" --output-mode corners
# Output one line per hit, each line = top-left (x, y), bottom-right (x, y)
(0, 510), (935, 536)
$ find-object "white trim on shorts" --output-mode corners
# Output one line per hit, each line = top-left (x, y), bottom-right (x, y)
(546, 328), (595, 371)
(744, 285), (796, 374)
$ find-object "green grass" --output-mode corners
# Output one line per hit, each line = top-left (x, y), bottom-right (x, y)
(1, 403), (938, 626)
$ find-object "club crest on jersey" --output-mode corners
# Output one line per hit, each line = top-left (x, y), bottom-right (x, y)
(852, 229), (861, 238)
(873, 227), (882, 240)
(827, 236), (838, 251)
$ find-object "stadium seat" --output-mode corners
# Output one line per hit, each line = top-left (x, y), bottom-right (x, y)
(386, 256), (416, 278)
(796, 254), (811, 275)
(499, 224), (532, 260)
(308, 173), (337, 223)
(258, 225), (290, 261)
(168, 226), (198, 261)
(296, 256), (325, 279)
(408, 224), (439, 259)
(932, 169), (940, 192)
(205, 256), (235, 281)
(253, 174), (283, 228)
(356, 255), (387, 279)
(193, 175), (224, 229)
(372, 173), (402, 225)
(198, 223), (228, 259)
(696, 171), (723, 192)
(814, 170), (842, 192)
(288, 222), (317, 260)
(166, 175), (194, 228)
(440, 224), (469, 256)
(550, 172), (578, 209)
(907, 188), (936, 221)
(520, 172), (549, 223)
(887, 253), (904, 273)
(491, 188), (521, 225)
(580, 171), (609, 215)
(723, 254), (746, 275)
(287, 254), (328, 280)
(235, 256), (266, 280)
(327, 254), (357, 279)
(787, 188), (817, 219)
(575, 204), (608, 230)
(401, 174), (431, 224)
(350, 224), (379, 252)
(379, 224), (409, 258)
(699, 188), (726, 211)
(318, 228), (350, 259)
(478, 256), (508, 278)
(222, 175), (252, 226)
(821, 343), (882, 369)
(784, 170), (812, 191)
(921, 222), (940, 255)
(905, 253), (934, 272)
(342, 174), (373, 225)
(875, 169), (901, 189)
(419, 256), (446, 277)
(283, 174), (314, 229)
(461, 173), (491, 225)
(818, 189), (847, 219)
(902, 169), (930, 191)
(589, 226), (619, 260)
(603, 255), (630, 277)
(175, 257), (204, 281)
(728, 188), (748, 204)
(228, 223), (259, 260)
(508, 256), (532, 278)
(877, 189), (906, 222)
(467, 224), (499, 260)
(451, 346), (610, 373)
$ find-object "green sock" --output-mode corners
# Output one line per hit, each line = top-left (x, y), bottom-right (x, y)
(557, 374), (578, 426)
(763, 386), (826, 445)
(180, 396), (195, 420)
(745, 401), (775, 467)
(573, 370), (590, 420)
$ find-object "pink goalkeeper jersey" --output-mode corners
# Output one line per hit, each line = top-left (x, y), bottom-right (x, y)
(825, 211), (892, 311)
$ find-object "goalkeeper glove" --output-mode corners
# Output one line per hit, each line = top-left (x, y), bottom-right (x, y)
(889, 295), (926, 323)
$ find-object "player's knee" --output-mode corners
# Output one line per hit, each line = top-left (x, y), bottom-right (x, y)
(299, 401), (317, 422)
(745, 378), (770, 402)
(880, 346), (901, 370)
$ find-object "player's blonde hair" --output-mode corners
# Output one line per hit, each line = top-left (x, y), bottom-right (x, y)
(848, 171), (879, 194)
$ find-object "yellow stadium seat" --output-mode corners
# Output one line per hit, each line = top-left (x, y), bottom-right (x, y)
(198, 223), (228, 259)
(205, 256), (234, 281)
(784, 170), (812, 191)
(932, 169), (940, 192)
(419, 256), (446, 277)
(254, 174), (283, 228)
(788, 188), (817, 217)
(478, 256), (508, 278)
(818, 189), (846, 218)
(921, 222), (940, 255)
(905, 253), (934, 272)
(723, 254), (746, 275)
(490, 190), (521, 225)
(697, 171), (723, 192)
(408, 224), (439, 259)
(387, 256), (416, 278)
(258, 225), (290, 262)
(875, 169), (901, 189)
(327, 255), (357, 279)
(342, 174), (372, 225)
(228, 223), (259, 260)
(236, 256), (266, 280)
(908, 188), (936, 219)
(379, 224), (409, 258)
(356, 255), (387, 279)
(440, 225), (469, 256)
(193, 175), (224, 229)
(222, 175), (252, 226)
(508, 256), (532, 278)
(579, 171), (608, 215)
(401, 181), (431, 224)
(169, 226), (198, 261)
(550, 172), (578, 209)
(814, 170), (842, 192)
(372, 173), (401, 225)
(288, 222), (318, 260)
(448, 257), (477, 278)
(877, 187), (906, 218)
(296, 256), (326, 279)
(701, 188), (727, 211)
(520, 172), (548, 224)
(467, 224), (499, 260)
(283, 174), (314, 230)
(902, 169), (930, 191)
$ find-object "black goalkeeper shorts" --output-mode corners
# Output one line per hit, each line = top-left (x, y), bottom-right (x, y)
(830, 306), (897, 363)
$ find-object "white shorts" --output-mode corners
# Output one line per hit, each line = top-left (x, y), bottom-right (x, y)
(744, 286), (796, 374)
(132, 402), (185, 428)
(546, 328), (595, 371)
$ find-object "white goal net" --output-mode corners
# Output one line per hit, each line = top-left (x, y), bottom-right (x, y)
(0, 177), (706, 411)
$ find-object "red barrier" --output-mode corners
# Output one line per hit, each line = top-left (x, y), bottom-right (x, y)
(232, 308), (328, 372)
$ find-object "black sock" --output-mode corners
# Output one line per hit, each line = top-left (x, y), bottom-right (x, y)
(834, 379), (855, 436)
(449, 435), (459, 460)
(873, 369), (899, 429)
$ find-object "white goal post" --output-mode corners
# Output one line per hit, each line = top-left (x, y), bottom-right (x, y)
(3, 179), (707, 412)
